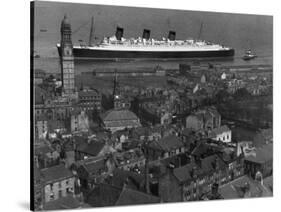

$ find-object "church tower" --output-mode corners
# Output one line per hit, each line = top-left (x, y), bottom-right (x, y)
(112, 70), (131, 110)
(60, 14), (75, 96)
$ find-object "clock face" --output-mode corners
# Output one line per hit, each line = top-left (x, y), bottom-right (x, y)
(64, 46), (72, 56)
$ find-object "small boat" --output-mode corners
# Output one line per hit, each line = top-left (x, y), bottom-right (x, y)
(242, 49), (257, 60)
(33, 50), (40, 58)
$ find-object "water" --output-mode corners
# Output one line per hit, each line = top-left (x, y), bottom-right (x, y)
(33, 1), (273, 74)
(33, 54), (272, 75)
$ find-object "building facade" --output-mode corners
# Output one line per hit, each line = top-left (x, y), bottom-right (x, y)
(35, 115), (48, 139)
(70, 109), (90, 132)
(78, 89), (102, 112)
(41, 164), (75, 203)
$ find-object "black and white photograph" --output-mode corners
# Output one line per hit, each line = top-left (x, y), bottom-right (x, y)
(30, 0), (273, 211)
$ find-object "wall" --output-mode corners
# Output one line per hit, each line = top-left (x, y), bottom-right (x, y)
(44, 177), (75, 203)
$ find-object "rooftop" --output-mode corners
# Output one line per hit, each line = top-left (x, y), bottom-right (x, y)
(78, 89), (101, 97)
(80, 156), (106, 175)
(43, 196), (80, 210)
(115, 187), (160, 206)
(110, 169), (144, 190)
(173, 154), (226, 183)
(86, 183), (159, 207)
(101, 109), (139, 122)
(149, 135), (184, 151)
(41, 164), (73, 184)
(114, 149), (145, 166)
(245, 143), (273, 164)
(173, 162), (197, 183)
(210, 125), (231, 137)
(76, 140), (105, 157)
(218, 175), (272, 199)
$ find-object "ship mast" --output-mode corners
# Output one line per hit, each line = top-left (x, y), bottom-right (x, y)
(89, 16), (94, 46)
(198, 22), (203, 40)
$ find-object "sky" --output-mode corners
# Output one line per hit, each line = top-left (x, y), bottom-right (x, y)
(33, 1), (273, 58)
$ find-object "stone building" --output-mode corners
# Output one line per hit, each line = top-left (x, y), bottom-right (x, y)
(186, 107), (221, 131)
(70, 109), (90, 133)
(100, 109), (141, 133)
(145, 135), (185, 161)
(244, 144), (273, 179)
(59, 14), (75, 96)
(35, 115), (48, 139)
(78, 88), (102, 112)
(41, 164), (75, 203)
(209, 125), (232, 143)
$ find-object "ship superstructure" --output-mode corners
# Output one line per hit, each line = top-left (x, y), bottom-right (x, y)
(57, 16), (235, 59)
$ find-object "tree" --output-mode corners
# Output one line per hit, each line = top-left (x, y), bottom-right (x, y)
(215, 89), (230, 103)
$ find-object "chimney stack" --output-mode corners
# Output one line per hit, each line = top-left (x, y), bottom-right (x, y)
(168, 31), (176, 41)
(142, 29), (151, 40)
(115, 27), (124, 41)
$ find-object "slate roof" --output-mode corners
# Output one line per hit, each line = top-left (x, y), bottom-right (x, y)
(101, 109), (139, 122)
(245, 143), (273, 164)
(41, 164), (73, 184)
(86, 183), (160, 207)
(77, 141), (105, 157)
(218, 175), (271, 199)
(43, 196), (80, 210)
(150, 135), (184, 151)
(86, 183), (123, 207)
(73, 136), (88, 151)
(173, 154), (226, 183)
(191, 141), (210, 157)
(115, 187), (160, 206)
(200, 154), (226, 174)
(34, 144), (53, 155)
(181, 128), (195, 137)
(109, 169), (144, 190)
(104, 120), (141, 128)
(173, 162), (197, 183)
(78, 89), (100, 97)
(82, 157), (106, 175)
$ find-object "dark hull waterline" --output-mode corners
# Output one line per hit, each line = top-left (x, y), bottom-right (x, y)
(57, 46), (235, 60)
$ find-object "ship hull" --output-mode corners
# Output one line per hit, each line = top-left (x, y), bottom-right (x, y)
(58, 46), (235, 59)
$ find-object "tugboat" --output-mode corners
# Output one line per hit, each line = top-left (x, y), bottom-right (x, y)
(33, 50), (40, 58)
(242, 49), (257, 60)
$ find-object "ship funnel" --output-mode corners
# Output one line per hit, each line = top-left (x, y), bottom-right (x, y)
(115, 27), (124, 41)
(142, 29), (151, 40)
(168, 31), (176, 41)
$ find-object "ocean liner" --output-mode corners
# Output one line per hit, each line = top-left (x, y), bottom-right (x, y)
(57, 16), (235, 59)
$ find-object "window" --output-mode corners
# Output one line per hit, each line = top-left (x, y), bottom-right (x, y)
(58, 190), (62, 198)
(193, 187), (196, 193)
(49, 192), (54, 201)
(50, 183), (53, 191)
